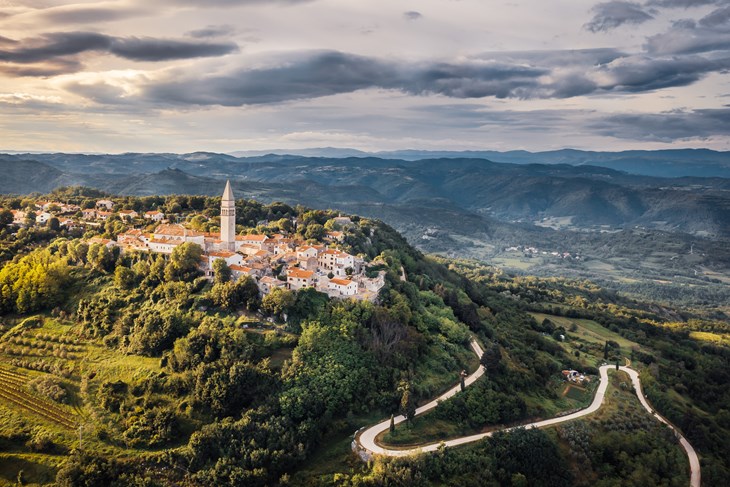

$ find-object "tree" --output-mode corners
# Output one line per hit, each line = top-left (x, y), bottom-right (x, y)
(114, 266), (136, 290)
(0, 208), (13, 229)
(399, 382), (416, 425)
(304, 223), (326, 241)
(47, 217), (61, 231)
(262, 287), (295, 319)
(390, 414), (395, 433)
(481, 343), (502, 372)
(24, 211), (36, 226)
(165, 242), (203, 282)
(212, 259), (232, 284)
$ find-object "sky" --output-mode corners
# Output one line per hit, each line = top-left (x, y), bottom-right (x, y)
(1, 0), (730, 153)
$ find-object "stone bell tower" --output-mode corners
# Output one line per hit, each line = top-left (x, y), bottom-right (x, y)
(220, 180), (236, 251)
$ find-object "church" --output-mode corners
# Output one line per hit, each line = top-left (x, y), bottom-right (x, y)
(147, 181), (271, 255)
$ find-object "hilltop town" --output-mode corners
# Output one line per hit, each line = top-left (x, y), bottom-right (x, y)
(9, 182), (384, 301)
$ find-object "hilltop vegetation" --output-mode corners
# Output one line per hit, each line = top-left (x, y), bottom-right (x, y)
(0, 190), (727, 486)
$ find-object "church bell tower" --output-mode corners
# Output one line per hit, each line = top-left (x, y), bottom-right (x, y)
(221, 180), (236, 251)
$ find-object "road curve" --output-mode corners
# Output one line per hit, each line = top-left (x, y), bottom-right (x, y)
(353, 341), (700, 487)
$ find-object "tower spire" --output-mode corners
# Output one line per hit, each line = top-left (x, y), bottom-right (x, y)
(222, 179), (235, 201)
(220, 180), (236, 251)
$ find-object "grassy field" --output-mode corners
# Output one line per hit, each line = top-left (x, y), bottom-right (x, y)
(551, 369), (690, 486)
(0, 314), (175, 485)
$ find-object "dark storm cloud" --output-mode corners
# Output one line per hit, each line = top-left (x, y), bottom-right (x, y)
(135, 48), (729, 107)
(591, 108), (730, 141)
(700, 5), (730, 27)
(584, 1), (654, 33)
(600, 55), (727, 91)
(109, 37), (238, 61)
(0, 31), (238, 76)
(186, 25), (236, 38)
(403, 11), (423, 21)
(142, 51), (555, 106)
(145, 51), (398, 105)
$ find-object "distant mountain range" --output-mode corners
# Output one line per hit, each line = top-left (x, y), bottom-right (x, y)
(230, 148), (730, 179)
(2, 152), (729, 241)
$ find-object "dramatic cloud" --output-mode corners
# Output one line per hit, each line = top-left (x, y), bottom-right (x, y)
(584, 1), (654, 32)
(591, 108), (730, 141)
(700, 5), (730, 27)
(645, 15), (730, 54)
(0, 32), (238, 75)
(598, 54), (727, 91)
(133, 48), (727, 107)
(0, 0), (729, 151)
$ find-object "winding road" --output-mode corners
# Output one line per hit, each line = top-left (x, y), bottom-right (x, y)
(353, 338), (700, 487)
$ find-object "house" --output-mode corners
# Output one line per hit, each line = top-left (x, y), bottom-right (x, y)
(318, 249), (355, 276)
(118, 210), (138, 220)
(238, 234), (271, 250)
(148, 238), (183, 254)
(230, 265), (258, 280)
(153, 224), (205, 246)
(96, 199), (114, 210)
(10, 210), (26, 225)
(326, 231), (345, 242)
(333, 216), (352, 227)
(562, 370), (589, 384)
(296, 245), (319, 260)
(116, 229), (148, 252)
(287, 268), (315, 290)
(258, 276), (287, 295)
(144, 210), (165, 222)
(82, 209), (97, 220)
(87, 237), (117, 248)
(35, 212), (53, 224)
(207, 250), (244, 268)
(328, 278), (358, 296)
(96, 211), (112, 221)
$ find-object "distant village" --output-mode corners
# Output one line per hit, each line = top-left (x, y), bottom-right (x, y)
(10, 182), (385, 301)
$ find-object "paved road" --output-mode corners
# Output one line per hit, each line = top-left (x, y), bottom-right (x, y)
(354, 340), (700, 487)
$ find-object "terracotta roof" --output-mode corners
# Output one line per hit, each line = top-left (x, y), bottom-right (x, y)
(330, 278), (354, 286)
(149, 238), (181, 245)
(145, 210), (163, 215)
(208, 251), (235, 258)
(241, 234), (269, 241)
(230, 265), (253, 272)
(287, 268), (314, 279)
(154, 223), (203, 237)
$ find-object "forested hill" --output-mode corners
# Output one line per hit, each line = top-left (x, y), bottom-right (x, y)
(0, 190), (728, 485)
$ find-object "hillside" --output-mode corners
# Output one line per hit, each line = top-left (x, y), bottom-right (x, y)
(1, 152), (729, 305)
(0, 191), (728, 485)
